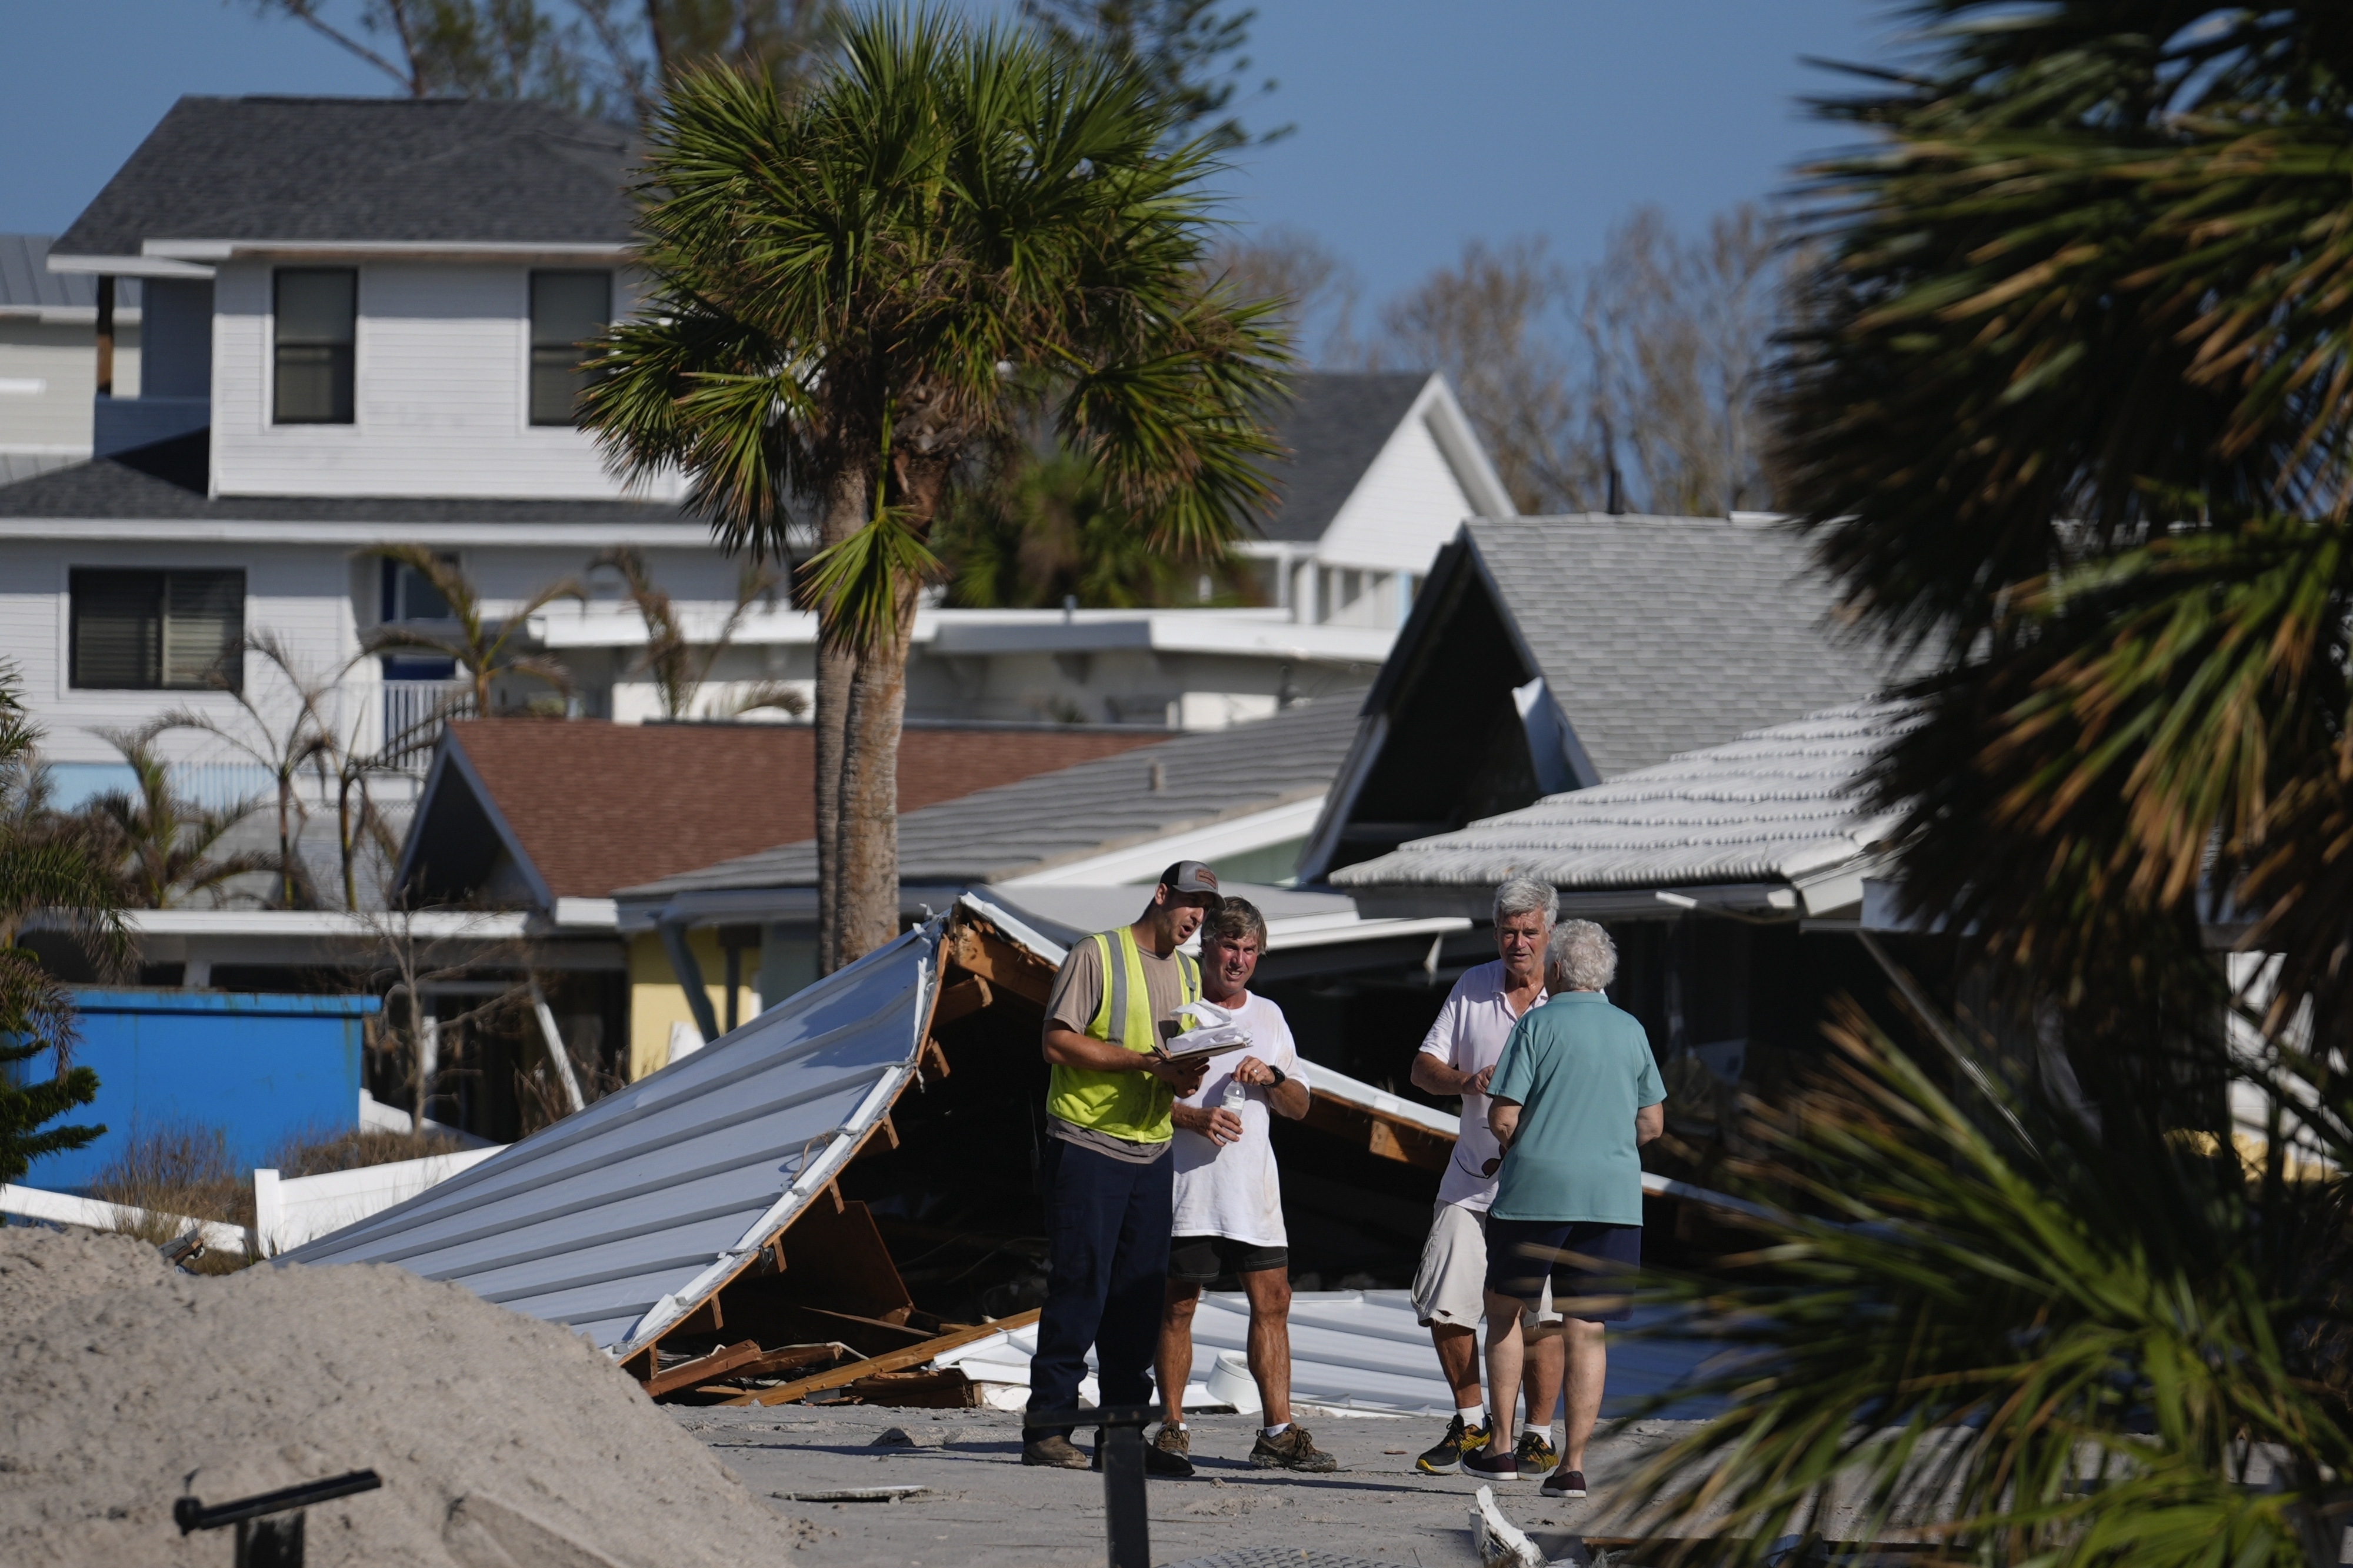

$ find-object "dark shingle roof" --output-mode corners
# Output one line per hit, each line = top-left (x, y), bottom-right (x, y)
(55, 97), (635, 257)
(0, 235), (138, 311)
(1255, 372), (1431, 543)
(1470, 515), (1903, 779)
(0, 431), (691, 523)
(622, 695), (1366, 896)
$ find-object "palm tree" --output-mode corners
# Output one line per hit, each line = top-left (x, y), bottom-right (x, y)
(590, 547), (785, 719)
(582, 9), (1289, 970)
(0, 660), (128, 1183)
(935, 443), (1260, 609)
(364, 545), (583, 718)
(79, 724), (276, 908)
(1665, 7), (2353, 1564)
(1778, 3), (2353, 1045)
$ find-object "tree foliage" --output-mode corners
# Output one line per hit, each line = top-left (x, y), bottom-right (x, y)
(582, 10), (1288, 967)
(1020, 0), (1287, 150)
(239, 0), (838, 122)
(75, 724), (275, 910)
(0, 663), (126, 1185)
(1776, 2), (2353, 1043)
(1634, 1007), (2353, 1568)
(934, 444), (1258, 610)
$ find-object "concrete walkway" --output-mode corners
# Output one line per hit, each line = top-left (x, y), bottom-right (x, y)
(676, 1402), (1712, 1566)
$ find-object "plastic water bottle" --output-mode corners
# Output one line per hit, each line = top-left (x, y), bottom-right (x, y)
(1222, 1077), (1248, 1116)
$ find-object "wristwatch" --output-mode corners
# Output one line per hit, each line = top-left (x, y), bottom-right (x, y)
(1266, 1065), (1287, 1086)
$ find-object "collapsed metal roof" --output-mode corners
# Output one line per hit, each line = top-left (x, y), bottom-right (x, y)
(284, 901), (997, 1355)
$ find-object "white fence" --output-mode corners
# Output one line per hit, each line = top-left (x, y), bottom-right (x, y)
(1, 1141), (505, 1259)
(253, 1145), (505, 1254)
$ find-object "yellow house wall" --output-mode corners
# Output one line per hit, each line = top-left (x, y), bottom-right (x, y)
(626, 929), (759, 1082)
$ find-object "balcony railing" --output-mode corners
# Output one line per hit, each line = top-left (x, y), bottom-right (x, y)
(380, 680), (476, 773)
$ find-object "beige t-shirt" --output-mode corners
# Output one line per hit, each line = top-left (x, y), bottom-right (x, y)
(1044, 932), (1194, 1164)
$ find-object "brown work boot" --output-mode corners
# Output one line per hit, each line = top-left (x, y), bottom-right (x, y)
(1022, 1433), (1089, 1469)
(1249, 1423), (1339, 1473)
(1153, 1423), (1191, 1459)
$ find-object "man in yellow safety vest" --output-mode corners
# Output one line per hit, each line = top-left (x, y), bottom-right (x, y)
(1022, 860), (1220, 1474)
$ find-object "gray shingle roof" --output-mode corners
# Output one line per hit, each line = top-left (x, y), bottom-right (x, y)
(1255, 372), (1431, 543)
(0, 235), (138, 311)
(0, 431), (690, 523)
(1332, 699), (1914, 893)
(55, 96), (634, 257)
(622, 695), (1366, 895)
(1473, 515), (1903, 779)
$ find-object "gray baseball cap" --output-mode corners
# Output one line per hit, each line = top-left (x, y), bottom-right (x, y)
(1158, 860), (1221, 895)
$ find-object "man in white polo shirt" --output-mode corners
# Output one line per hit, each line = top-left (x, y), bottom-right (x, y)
(1407, 876), (1566, 1478)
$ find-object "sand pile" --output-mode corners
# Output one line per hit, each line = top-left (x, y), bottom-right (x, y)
(0, 1226), (786, 1567)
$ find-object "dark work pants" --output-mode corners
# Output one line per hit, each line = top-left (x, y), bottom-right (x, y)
(1024, 1135), (1174, 1440)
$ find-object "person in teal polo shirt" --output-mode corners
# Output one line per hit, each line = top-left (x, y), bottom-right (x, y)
(1464, 919), (1664, 1500)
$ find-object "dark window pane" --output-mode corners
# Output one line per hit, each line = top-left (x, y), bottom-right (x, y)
(71, 569), (161, 688)
(163, 571), (244, 689)
(530, 270), (611, 425)
(275, 269), (355, 424)
(68, 569), (243, 690)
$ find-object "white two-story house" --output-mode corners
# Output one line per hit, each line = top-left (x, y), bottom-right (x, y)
(0, 95), (734, 813)
(0, 95), (1514, 818)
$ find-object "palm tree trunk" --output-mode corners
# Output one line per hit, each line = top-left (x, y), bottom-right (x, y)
(814, 466), (866, 974)
(834, 585), (919, 966)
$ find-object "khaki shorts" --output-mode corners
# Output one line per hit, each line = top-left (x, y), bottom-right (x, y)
(1411, 1200), (1560, 1327)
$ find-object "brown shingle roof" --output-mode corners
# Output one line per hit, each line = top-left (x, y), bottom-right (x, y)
(445, 719), (1169, 899)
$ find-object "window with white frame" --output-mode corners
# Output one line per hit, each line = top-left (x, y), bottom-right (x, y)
(69, 569), (245, 690)
(529, 271), (612, 426)
(273, 268), (356, 425)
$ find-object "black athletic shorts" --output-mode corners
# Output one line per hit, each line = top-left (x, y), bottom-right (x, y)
(1168, 1233), (1289, 1284)
(1482, 1218), (1641, 1323)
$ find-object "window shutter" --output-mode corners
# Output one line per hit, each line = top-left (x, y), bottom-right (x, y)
(162, 571), (244, 690)
(71, 570), (162, 688)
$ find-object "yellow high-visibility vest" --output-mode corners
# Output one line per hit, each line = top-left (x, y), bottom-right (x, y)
(1046, 925), (1201, 1143)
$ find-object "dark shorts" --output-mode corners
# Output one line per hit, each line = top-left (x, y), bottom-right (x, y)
(1168, 1234), (1289, 1285)
(1482, 1219), (1641, 1323)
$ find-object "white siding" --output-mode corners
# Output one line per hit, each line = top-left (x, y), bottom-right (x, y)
(0, 538), (356, 767)
(0, 319), (140, 455)
(209, 261), (679, 503)
(1314, 397), (1478, 578)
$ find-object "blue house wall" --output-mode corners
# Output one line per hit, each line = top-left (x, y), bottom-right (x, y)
(28, 989), (379, 1192)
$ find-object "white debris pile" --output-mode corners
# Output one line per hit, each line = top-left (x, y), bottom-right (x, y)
(0, 1226), (787, 1567)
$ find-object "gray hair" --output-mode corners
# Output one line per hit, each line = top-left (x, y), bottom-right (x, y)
(1492, 876), (1559, 927)
(1548, 920), (1617, 992)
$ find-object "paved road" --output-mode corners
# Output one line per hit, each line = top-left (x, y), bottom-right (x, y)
(676, 1402), (1709, 1567)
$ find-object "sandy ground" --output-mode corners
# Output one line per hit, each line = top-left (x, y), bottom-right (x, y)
(675, 1402), (1718, 1567)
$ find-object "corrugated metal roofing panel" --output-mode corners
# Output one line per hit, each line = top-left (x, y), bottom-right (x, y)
(1334, 700), (1915, 893)
(285, 909), (966, 1353)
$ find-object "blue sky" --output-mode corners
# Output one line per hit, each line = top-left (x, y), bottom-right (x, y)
(2, 2), (1901, 309)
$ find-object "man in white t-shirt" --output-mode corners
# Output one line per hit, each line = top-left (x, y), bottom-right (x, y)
(1152, 897), (1337, 1473)
(1405, 876), (1567, 1479)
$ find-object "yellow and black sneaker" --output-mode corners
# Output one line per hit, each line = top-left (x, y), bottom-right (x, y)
(1515, 1429), (1558, 1477)
(1414, 1413), (1491, 1475)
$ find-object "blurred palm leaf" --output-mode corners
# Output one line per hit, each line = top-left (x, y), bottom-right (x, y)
(1628, 1008), (2353, 1567)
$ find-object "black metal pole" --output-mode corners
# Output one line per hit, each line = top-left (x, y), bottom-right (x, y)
(1028, 1406), (1155, 1568)
(175, 1470), (382, 1533)
(1100, 1419), (1150, 1568)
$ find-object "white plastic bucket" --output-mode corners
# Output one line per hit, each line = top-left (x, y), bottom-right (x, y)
(1204, 1350), (1262, 1414)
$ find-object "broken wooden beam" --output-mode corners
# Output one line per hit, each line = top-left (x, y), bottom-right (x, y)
(931, 975), (993, 1027)
(721, 1309), (1042, 1409)
(644, 1338), (764, 1399)
(946, 927), (1054, 1006)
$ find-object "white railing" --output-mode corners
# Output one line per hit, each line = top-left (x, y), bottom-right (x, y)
(379, 679), (475, 772)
